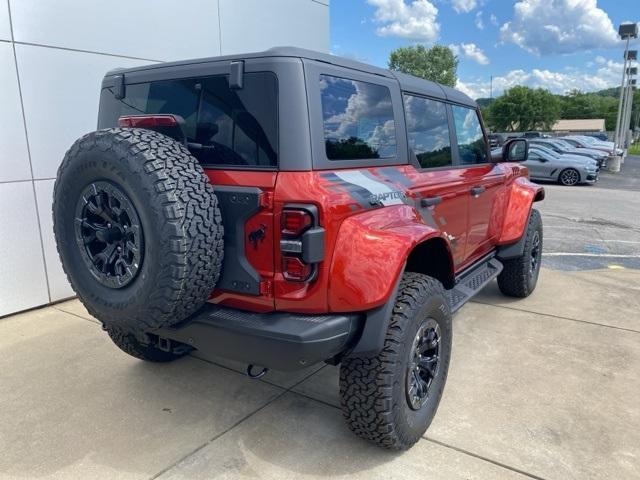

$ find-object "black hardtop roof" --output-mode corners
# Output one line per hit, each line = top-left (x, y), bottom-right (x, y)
(106, 46), (476, 107)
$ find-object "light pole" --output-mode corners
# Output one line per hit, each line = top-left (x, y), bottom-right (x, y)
(621, 68), (637, 150)
(611, 23), (638, 172)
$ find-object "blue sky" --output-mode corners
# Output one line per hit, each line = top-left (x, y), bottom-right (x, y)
(330, 0), (639, 99)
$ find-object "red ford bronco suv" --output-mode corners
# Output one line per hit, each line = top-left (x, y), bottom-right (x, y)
(53, 47), (544, 450)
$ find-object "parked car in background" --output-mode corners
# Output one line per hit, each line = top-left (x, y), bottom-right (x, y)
(584, 132), (608, 142)
(529, 138), (608, 168)
(524, 145), (599, 186)
(562, 135), (621, 156)
(488, 133), (506, 148)
(574, 134), (615, 149)
(523, 132), (551, 139)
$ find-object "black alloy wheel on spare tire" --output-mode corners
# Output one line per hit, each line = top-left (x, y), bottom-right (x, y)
(53, 128), (224, 334)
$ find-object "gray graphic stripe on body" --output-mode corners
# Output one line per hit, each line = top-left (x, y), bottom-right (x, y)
(334, 170), (404, 206)
(360, 170), (413, 206)
(320, 172), (373, 209)
(377, 166), (413, 186)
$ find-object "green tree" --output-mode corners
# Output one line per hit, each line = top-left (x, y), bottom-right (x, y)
(388, 45), (458, 87)
(559, 90), (619, 130)
(486, 86), (561, 132)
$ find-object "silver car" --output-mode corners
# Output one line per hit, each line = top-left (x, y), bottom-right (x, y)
(562, 135), (622, 156)
(524, 146), (599, 186)
(529, 138), (608, 167)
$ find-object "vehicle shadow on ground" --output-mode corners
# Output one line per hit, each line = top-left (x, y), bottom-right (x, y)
(0, 327), (397, 479)
(184, 392), (406, 478)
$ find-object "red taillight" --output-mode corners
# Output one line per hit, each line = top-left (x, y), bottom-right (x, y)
(281, 209), (312, 237)
(282, 256), (312, 282)
(118, 114), (178, 128)
(280, 206), (321, 283)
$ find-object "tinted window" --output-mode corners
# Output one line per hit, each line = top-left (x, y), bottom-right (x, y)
(320, 75), (396, 160)
(452, 106), (488, 165)
(403, 95), (452, 168)
(99, 73), (278, 167)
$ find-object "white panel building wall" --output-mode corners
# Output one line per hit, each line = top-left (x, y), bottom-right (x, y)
(0, 0), (329, 317)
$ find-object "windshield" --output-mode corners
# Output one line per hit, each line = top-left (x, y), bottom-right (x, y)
(552, 139), (572, 149)
(532, 145), (560, 158)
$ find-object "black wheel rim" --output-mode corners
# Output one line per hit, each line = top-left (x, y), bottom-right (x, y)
(530, 230), (541, 275)
(74, 181), (144, 289)
(561, 169), (579, 186)
(406, 319), (441, 410)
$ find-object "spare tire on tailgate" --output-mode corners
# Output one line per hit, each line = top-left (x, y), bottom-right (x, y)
(53, 128), (223, 332)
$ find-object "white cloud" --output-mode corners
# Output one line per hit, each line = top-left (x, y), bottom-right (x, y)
(475, 11), (484, 30)
(450, 43), (490, 65)
(367, 0), (440, 42)
(500, 0), (619, 55)
(489, 13), (498, 26)
(451, 0), (477, 13)
(456, 59), (624, 99)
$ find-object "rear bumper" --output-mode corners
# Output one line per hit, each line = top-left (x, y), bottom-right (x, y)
(156, 304), (362, 371)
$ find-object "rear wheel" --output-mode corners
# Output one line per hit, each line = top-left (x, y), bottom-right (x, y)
(558, 168), (580, 186)
(53, 128), (224, 333)
(497, 209), (543, 298)
(339, 273), (452, 450)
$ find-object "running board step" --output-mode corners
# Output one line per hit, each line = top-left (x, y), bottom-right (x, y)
(445, 257), (503, 313)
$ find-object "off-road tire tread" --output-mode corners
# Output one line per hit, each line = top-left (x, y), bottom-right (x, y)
(339, 272), (450, 450)
(497, 209), (542, 298)
(53, 128), (223, 331)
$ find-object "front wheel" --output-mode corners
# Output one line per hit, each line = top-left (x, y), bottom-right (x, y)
(558, 168), (580, 186)
(497, 209), (543, 298)
(339, 273), (452, 450)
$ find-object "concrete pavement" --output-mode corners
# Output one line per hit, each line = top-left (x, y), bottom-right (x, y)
(1, 266), (639, 480)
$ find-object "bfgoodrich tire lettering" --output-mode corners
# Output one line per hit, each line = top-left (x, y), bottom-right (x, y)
(339, 272), (452, 450)
(497, 209), (543, 298)
(53, 128), (223, 332)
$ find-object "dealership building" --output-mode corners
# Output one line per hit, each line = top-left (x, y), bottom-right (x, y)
(0, 0), (329, 316)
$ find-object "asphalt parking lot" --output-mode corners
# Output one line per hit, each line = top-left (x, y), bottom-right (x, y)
(538, 155), (640, 271)
(1, 158), (639, 480)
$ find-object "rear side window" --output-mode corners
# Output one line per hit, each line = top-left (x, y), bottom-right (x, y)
(403, 95), (452, 168)
(452, 105), (488, 165)
(320, 75), (396, 160)
(99, 73), (278, 168)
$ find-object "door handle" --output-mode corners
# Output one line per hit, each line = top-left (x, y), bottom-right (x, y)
(420, 196), (442, 207)
(470, 186), (486, 197)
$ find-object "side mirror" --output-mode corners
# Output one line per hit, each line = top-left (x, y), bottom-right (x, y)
(492, 138), (528, 162)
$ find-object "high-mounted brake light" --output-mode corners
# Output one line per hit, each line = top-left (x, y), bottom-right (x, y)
(118, 115), (179, 128)
(281, 209), (313, 237)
